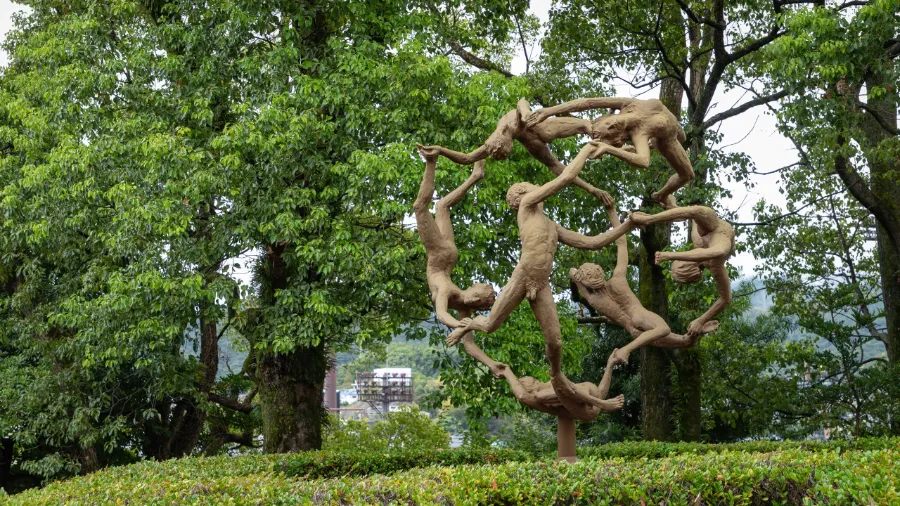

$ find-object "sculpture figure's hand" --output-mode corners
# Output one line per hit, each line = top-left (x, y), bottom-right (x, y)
(654, 251), (672, 264)
(489, 362), (508, 378)
(591, 189), (614, 209)
(628, 211), (651, 228)
(607, 350), (620, 367)
(622, 145), (637, 154)
(587, 139), (611, 159)
(416, 143), (443, 160)
(457, 317), (473, 328)
(524, 110), (548, 128)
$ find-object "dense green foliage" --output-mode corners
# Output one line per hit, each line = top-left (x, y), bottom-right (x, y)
(322, 407), (450, 453)
(5, 439), (899, 504)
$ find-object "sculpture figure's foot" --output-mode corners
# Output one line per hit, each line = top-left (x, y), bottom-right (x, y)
(701, 320), (719, 334)
(596, 394), (625, 413)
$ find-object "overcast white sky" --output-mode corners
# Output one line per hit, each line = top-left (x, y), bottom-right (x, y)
(0, 0), (795, 277)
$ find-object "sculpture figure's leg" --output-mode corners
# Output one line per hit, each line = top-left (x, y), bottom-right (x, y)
(434, 161), (484, 241)
(652, 137), (695, 209)
(653, 321), (719, 348)
(529, 287), (599, 421)
(445, 273), (526, 346)
(612, 325), (671, 365)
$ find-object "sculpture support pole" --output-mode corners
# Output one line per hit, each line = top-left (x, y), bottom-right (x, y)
(557, 417), (577, 462)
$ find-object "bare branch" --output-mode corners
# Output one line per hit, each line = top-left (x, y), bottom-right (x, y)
(447, 40), (514, 78)
(701, 89), (789, 130)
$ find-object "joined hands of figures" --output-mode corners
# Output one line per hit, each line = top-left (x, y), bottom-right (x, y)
(416, 142), (441, 160)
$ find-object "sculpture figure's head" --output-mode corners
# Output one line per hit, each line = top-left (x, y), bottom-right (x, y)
(460, 283), (496, 310)
(671, 260), (703, 284)
(591, 114), (629, 147)
(485, 120), (516, 159)
(506, 182), (537, 210)
(570, 263), (607, 292)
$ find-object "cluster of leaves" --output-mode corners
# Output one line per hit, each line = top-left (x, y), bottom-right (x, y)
(322, 407), (450, 454)
(6, 440), (899, 504)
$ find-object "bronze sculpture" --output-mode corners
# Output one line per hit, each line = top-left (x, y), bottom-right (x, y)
(413, 96), (735, 462)
(525, 97), (694, 209)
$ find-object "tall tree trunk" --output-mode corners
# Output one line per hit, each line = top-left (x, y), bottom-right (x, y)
(256, 343), (327, 452)
(0, 438), (12, 493)
(638, 182), (674, 440)
(253, 243), (327, 452)
(858, 74), (899, 365)
(637, 77), (687, 441)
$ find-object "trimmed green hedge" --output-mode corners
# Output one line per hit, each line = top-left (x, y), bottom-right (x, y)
(578, 436), (900, 460)
(6, 439), (899, 504)
(8, 447), (899, 505)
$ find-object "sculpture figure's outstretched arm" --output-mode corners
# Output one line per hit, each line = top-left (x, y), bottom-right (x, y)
(630, 205), (720, 232)
(526, 97), (635, 126)
(555, 220), (633, 251)
(611, 209), (630, 278)
(417, 142), (489, 166)
(520, 141), (604, 209)
(434, 160), (485, 241)
(434, 288), (461, 328)
(596, 353), (617, 400)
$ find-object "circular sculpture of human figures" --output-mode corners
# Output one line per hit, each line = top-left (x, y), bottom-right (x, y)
(443, 140), (625, 421)
(525, 97), (694, 209)
(413, 96), (735, 462)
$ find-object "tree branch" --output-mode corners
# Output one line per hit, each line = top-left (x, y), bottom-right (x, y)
(701, 89), (789, 130)
(856, 101), (900, 136)
(447, 40), (514, 78)
(208, 389), (257, 414)
(833, 136), (900, 256)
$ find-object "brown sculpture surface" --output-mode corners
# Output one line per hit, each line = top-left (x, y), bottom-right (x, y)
(525, 97), (693, 209)
(413, 97), (738, 462)
(460, 330), (624, 417)
(417, 99), (614, 206)
(413, 153), (495, 327)
(444, 140), (624, 420)
(629, 205), (735, 336)
(568, 203), (720, 367)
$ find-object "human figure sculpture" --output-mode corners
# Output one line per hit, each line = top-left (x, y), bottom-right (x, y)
(459, 330), (624, 417)
(413, 153), (496, 327)
(629, 205), (734, 337)
(444, 140), (625, 420)
(525, 97), (693, 209)
(568, 204), (719, 367)
(416, 99), (615, 207)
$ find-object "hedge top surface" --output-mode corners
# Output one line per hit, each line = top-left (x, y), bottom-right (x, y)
(6, 440), (900, 505)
